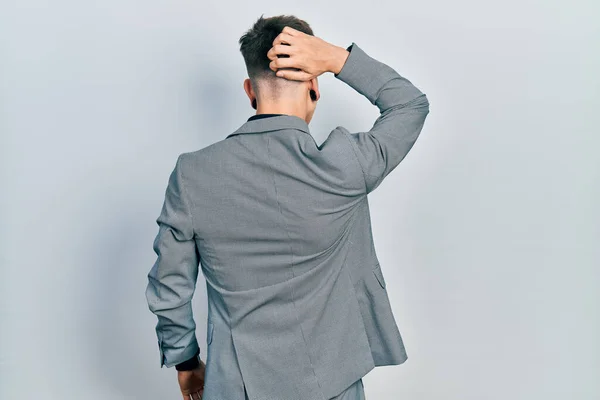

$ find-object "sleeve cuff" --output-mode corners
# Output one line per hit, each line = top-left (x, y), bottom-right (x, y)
(159, 335), (201, 368)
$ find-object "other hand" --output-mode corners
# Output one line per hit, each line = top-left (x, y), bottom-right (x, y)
(177, 359), (206, 400)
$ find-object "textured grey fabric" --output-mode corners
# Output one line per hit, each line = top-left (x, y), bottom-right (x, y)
(145, 42), (430, 400)
(242, 378), (365, 400)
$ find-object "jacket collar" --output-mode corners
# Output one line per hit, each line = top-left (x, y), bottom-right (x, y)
(226, 114), (311, 139)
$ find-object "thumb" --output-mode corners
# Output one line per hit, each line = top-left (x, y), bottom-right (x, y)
(276, 69), (312, 82)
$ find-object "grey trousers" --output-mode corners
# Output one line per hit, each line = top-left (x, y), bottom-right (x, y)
(328, 378), (365, 400)
(242, 378), (365, 400)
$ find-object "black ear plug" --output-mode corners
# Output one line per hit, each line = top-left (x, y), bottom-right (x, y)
(252, 98), (257, 109)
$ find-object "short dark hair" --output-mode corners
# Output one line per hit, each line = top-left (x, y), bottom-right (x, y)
(239, 14), (314, 82)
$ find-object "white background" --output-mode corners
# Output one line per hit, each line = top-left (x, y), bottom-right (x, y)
(1, 1), (598, 399)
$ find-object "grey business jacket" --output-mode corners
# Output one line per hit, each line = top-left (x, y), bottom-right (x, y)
(145, 42), (430, 400)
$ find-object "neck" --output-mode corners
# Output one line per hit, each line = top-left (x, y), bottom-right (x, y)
(255, 100), (307, 122)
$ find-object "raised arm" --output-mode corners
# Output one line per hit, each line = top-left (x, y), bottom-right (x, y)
(268, 27), (430, 195)
(334, 43), (430, 194)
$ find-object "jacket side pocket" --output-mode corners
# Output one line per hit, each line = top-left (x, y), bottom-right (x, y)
(207, 321), (214, 345)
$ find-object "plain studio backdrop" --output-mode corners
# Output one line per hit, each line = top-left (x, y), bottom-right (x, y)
(1, 1), (598, 399)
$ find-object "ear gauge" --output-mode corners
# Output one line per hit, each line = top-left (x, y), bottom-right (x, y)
(310, 90), (317, 101)
(252, 99), (257, 109)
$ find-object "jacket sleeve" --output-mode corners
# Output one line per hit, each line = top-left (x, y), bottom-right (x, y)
(334, 43), (430, 194)
(145, 153), (201, 368)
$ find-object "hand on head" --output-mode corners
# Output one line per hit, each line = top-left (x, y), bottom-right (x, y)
(267, 26), (343, 81)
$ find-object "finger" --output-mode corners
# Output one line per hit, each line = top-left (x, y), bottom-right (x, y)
(272, 32), (294, 46)
(282, 26), (299, 36)
(275, 69), (313, 82)
(267, 44), (294, 60)
(269, 57), (298, 71)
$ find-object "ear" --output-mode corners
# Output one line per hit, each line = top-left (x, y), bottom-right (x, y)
(243, 78), (257, 109)
(309, 77), (320, 102)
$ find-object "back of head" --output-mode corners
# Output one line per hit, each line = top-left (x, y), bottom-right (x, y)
(239, 14), (314, 99)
